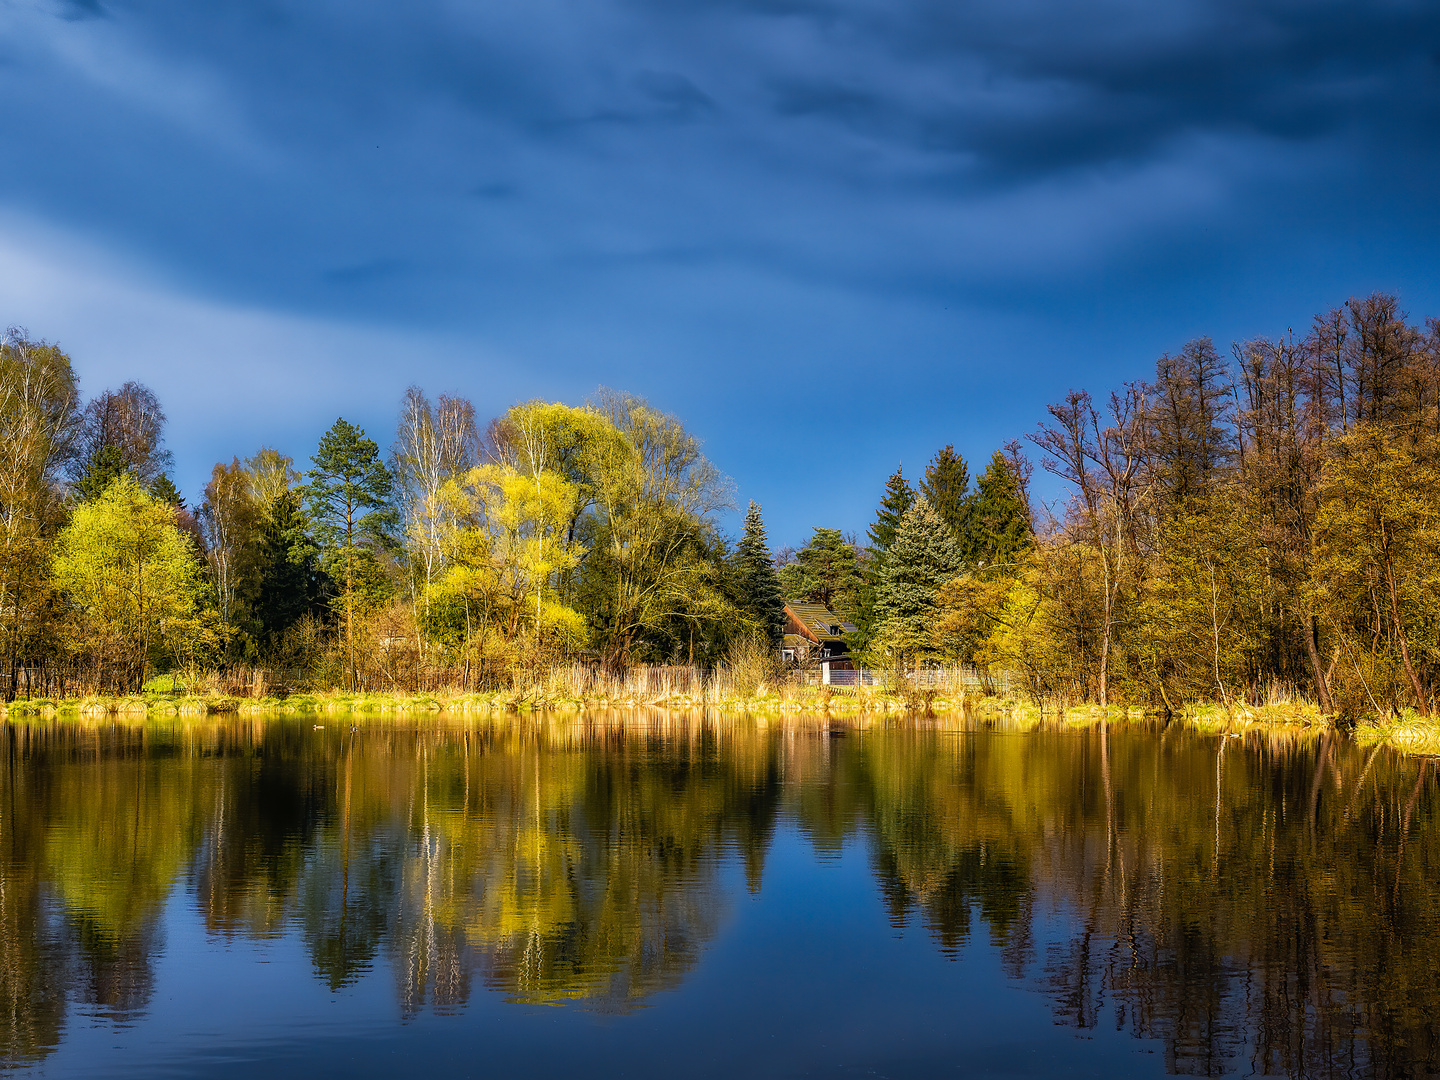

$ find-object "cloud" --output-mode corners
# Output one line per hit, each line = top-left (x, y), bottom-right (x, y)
(1, 0), (1434, 315)
(1, 0), (1439, 540)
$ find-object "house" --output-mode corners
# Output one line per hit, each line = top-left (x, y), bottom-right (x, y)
(782, 601), (858, 684)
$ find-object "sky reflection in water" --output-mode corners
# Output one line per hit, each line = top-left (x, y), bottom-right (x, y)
(0, 715), (1436, 1078)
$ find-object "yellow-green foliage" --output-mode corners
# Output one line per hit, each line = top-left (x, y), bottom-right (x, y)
(53, 475), (218, 686)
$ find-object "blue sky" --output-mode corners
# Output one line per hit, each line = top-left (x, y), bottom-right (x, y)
(2, 0), (1438, 546)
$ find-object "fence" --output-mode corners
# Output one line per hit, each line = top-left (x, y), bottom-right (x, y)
(800, 664), (1015, 696)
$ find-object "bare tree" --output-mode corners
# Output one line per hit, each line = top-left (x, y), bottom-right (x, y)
(1028, 387), (1148, 705)
(392, 387), (478, 633)
(76, 381), (172, 485)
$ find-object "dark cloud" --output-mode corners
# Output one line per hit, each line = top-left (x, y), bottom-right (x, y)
(1, 0), (1439, 540)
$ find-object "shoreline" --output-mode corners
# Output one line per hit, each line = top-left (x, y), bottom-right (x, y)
(3, 689), (1432, 752)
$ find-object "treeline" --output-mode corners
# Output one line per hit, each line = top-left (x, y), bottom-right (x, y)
(0, 336), (794, 695)
(862, 292), (1440, 717)
(7, 290), (1440, 715)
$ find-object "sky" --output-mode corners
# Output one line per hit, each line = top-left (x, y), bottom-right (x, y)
(2, 0), (1439, 547)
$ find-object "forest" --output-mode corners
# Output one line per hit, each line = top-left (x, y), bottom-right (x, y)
(1, 290), (1438, 719)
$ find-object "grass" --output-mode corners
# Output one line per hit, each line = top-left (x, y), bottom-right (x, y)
(2, 692), (242, 718)
(1354, 708), (1440, 755)
(4, 671), (1434, 753)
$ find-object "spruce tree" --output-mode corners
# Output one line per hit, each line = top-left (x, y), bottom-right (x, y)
(967, 451), (1033, 570)
(919, 445), (971, 544)
(867, 466), (914, 557)
(732, 501), (786, 646)
(255, 488), (327, 654)
(875, 496), (964, 658)
(148, 475), (185, 509)
(74, 445), (131, 502)
(855, 467), (914, 650)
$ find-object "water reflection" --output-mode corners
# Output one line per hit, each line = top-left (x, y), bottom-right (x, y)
(0, 716), (1436, 1077)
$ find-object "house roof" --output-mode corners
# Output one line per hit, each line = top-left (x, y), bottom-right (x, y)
(784, 601), (851, 644)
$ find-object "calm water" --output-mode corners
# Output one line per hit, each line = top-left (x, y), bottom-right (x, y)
(0, 714), (1436, 1079)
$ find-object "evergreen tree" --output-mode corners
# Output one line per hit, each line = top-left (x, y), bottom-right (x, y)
(254, 488), (328, 654)
(731, 501), (786, 645)
(919, 446), (971, 544)
(74, 446), (131, 502)
(875, 496), (964, 659)
(964, 452), (1033, 570)
(777, 528), (863, 620)
(302, 418), (396, 689)
(867, 466), (914, 557)
(148, 475), (184, 509)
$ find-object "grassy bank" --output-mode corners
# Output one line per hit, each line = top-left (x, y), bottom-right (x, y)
(6, 683), (1436, 753)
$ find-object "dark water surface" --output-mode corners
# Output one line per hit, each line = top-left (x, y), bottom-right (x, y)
(0, 714), (1437, 1079)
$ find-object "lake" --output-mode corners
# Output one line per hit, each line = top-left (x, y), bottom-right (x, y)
(0, 713), (1436, 1078)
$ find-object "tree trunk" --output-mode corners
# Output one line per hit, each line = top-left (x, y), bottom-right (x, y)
(1384, 558), (1428, 715)
(1302, 612), (1334, 714)
(1098, 550), (1113, 707)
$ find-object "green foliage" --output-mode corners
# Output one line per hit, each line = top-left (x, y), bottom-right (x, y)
(303, 418), (397, 572)
(74, 445), (131, 502)
(919, 445), (970, 543)
(964, 451), (1033, 569)
(147, 475), (184, 509)
(731, 502), (785, 645)
(875, 496), (964, 662)
(254, 488), (329, 652)
(0, 331), (78, 698)
(778, 527), (864, 622)
(52, 474), (218, 690)
(303, 418), (397, 688)
(867, 466), (914, 557)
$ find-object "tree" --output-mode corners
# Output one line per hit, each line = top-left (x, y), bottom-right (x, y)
(575, 391), (735, 667)
(147, 475), (184, 509)
(1028, 388), (1147, 706)
(965, 451), (1033, 570)
(392, 388), (478, 632)
(52, 475), (214, 691)
(868, 466), (914, 557)
(1313, 426), (1440, 716)
(200, 459), (260, 634)
(1146, 337), (1236, 511)
(875, 496), (964, 663)
(919, 446), (971, 545)
(428, 463), (587, 680)
(74, 445), (132, 502)
(74, 381), (171, 486)
(854, 467), (915, 651)
(302, 419), (396, 690)
(0, 330), (79, 698)
(253, 487), (328, 656)
(777, 528), (864, 620)
(731, 502), (785, 646)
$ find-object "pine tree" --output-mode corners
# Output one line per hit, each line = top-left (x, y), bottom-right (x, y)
(919, 446), (971, 544)
(777, 527), (863, 619)
(732, 501), (786, 646)
(302, 418), (396, 689)
(867, 467), (914, 556)
(875, 496), (964, 659)
(966, 451), (1033, 570)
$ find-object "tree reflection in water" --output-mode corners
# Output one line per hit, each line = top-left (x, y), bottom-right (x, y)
(0, 714), (1435, 1077)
